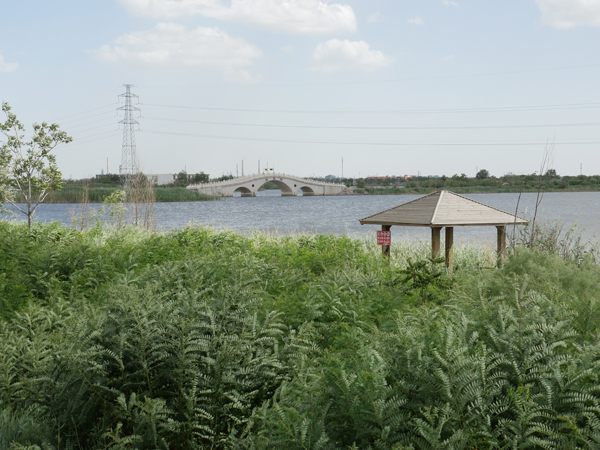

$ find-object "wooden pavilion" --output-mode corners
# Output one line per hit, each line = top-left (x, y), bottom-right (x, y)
(359, 190), (528, 269)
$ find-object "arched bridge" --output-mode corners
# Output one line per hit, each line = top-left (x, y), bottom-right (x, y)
(187, 173), (351, 197)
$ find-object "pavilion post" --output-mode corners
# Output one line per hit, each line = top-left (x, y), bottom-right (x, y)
(445, 227), (454, 271)
(497, 225), (506, 267)
(382, 225), (391, 257)
(432, 227), (442, 259)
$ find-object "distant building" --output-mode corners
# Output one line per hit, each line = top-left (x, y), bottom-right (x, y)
(149, 174), (177, 185)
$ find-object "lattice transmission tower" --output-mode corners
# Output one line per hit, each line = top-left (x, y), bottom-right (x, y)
(118, 84), (140, 186)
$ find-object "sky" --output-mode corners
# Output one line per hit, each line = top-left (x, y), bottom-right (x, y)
(1, 0), (600, 180)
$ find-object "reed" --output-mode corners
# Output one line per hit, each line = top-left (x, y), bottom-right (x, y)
(13, 187), (219, 203)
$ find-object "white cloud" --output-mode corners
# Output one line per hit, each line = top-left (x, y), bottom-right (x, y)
(536, 0), (600, 29)
(311, 39), (393, 73)
(117, 0), (357, 34)
(95, 23), (262, 79)
(0, 54), (18, 73)
(442, 54), (455, 61)
(367, 12), (384, 23)
(407, 16), (424, 25)
(281, 45), (295, 54)
(442, 0), (459, 7)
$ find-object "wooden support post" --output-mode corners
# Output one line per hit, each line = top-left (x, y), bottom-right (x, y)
(382, 225), (391, 257)
(497, 225), (506, 267)
(431, 227), (442, 259)
(445, 227), (454, 272)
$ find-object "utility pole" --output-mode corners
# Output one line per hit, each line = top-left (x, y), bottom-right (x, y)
(242, 160), (244, 176)
(118, 84), (140, 187)
(236, 164), (238, 177)
(342, 157), (344, 179)
(107, 157), (109, 175)
(258, 160), (260, 174)
(581, 163), (583, 175)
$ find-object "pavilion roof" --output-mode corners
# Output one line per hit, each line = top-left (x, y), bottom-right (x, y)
(359, 190), (528, 227)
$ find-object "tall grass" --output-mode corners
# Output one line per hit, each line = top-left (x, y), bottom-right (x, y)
(154, 187), (219, 202)
(13, 187), (219, 203)
(510, 218), (600, 263)
(2, 221), (600, 448)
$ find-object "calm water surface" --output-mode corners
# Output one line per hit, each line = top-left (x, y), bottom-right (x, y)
(3, 191), (600, 244)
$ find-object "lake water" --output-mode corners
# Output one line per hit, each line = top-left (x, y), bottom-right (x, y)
(3, 191), (600, 244)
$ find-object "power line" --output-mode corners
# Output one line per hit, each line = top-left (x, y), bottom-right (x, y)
(65, 116), (118, 130)
(31, 88), (121, 114)
(142, 116), (600, 131)
(141, 101), (600, 115)
(70, 124), (118, 135)
(51, 103), (117, 121)
(64, 132), (121, 148)
(141, 129), (600, 146)
(61, 111), (116, 125)
(73, 130), (121, 141)
(135, 63), (600, 89)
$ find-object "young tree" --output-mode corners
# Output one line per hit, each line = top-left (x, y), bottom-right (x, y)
(191, 172), (209, 184)
(0, 102), (72, 227)
(175, 170), (189, 186)
(0, 163), (14, 213)
(476, 169), (490, 180)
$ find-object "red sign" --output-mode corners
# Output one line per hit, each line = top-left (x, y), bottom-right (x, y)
(377, 230), (391, 246)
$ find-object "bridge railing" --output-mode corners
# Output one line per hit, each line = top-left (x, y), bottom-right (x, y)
(188, 173), (346, 189)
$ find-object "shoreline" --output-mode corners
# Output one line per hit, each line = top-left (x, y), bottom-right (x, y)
(10, 186), (600, 203)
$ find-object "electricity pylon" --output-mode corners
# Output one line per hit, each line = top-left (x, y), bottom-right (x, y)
(118, 84), (140, 187)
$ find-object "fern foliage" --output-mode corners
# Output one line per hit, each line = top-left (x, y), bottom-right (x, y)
(3, 222), (600, 449)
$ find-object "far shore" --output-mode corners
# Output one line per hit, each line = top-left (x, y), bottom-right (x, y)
(348, 186), (600, 196)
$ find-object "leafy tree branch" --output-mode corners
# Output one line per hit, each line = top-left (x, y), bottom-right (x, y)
(0, 102), (71, 227)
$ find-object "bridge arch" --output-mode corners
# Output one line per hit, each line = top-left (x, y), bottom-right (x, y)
(257, 179), (295, 196)
(233, 186), (253, 197)
(298, 186), (315, 196)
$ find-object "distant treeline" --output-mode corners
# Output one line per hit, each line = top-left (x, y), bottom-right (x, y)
(326, 172), (600, 194)
(92, 171), (230, 188)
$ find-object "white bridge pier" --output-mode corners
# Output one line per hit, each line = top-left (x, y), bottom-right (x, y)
(187, 173), (351, 197)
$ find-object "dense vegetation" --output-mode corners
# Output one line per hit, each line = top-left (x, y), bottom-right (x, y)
(2, 220), (600, 449)
(14, 186), (219, 203)
(320, 173), (600, 195)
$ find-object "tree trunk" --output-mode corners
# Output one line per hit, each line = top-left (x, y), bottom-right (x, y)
(27, 181), (32, 228)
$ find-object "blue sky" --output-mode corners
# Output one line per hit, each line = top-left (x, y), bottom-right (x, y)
(1, 0), (599, 179)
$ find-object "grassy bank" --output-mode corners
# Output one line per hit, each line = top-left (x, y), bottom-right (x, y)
(2, 221), (600, 449)
(14, 187), (220, 203)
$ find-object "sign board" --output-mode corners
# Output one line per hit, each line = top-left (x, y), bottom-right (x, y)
(377, 230), (391, 246)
